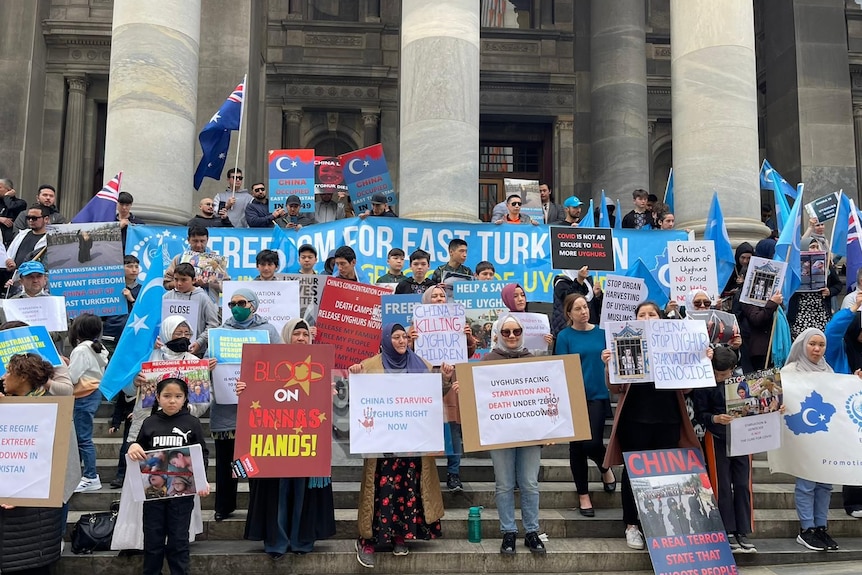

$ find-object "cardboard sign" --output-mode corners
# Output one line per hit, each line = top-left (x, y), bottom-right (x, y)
(456, 355), (590, 452)
(510, 312), (551, 356)
(129, 444), (207, 503)
(724, 368), (783, 456)
(624, 448), (736, 575)
(600, 274), (647, 324)
(349, 373), (445, 455)
(211, 364), (241, 405)
(0, 396), (73, 507)
(739, 256), (785, 307)
(667, 241), (718, 305)
(549, 226), (615, 271)
(138, 359), (211, 409)
(161, 299), (200, 340)
(339, 144), (397, 214)
(799, 251), (827, 292)
(268, 149), (315, 213)
(232, 344), (334, 478)
(504, 178), (542, 222)
(281, 273), (322, 321)
(412, 303), (467, 366)
(648, 319), (714, 390)
(314, 277), (389, 369)
(0, 325), (62, 378)
(221, 280), (300, 334)
(605, 320), (652, 384)
(1, 296), (68, 332)
(804, 192), (839, 223)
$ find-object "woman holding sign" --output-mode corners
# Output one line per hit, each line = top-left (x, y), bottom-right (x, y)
(348, 323), (450, 569)
(242, 318), (336, 559)
(482, 314), (547, 556)
(554, 293), (616, 517)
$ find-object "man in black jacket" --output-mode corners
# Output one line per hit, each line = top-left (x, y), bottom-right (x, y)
(187, 198), (233, 228)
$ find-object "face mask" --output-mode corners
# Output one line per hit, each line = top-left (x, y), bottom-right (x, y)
(164, 337), (190, 353)
(231, 305), (252, 322)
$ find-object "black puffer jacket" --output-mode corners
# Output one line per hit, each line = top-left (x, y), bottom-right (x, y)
(0, 506), (63, 572)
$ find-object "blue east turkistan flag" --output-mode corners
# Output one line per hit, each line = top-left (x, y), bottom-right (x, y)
(71, 172), (122, 223)
(831, 192), (852, 259)
(624, 258), (669, 307)
(599, 190), (611, 228)
(579, 199), (595, 228)
(760, 159), (799, 201)
(663, 168), (674, 213)
(271, 225), (301, 273)
(194, 80), (245, 190)
(771, 170), (792, 232)
(704, 193), (735, 290)
(100, 245), (166, 400)
(615, 199), (622, 230)
(775, 187), (804, 299)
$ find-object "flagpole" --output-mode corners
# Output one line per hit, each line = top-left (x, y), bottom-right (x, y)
(663, 168), (673, 203)
(829, 190), (843, 254)
(232, 73), (248, 198)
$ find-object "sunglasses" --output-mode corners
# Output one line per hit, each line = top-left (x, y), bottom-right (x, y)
(252, 188), (265, 193)
(510, 202), (522, 207)
(692, 299), (711, 308)
(229, 175), (243, 180)
(227, 300), (250, 308)
(501, 328), (523, 337)
(26, 215), (45, 221)
(201, 202), (214, 206)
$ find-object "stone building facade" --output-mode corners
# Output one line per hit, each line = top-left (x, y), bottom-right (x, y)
(2, 0), (861, 222)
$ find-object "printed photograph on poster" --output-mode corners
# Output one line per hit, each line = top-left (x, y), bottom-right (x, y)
(221, 280), (300, 334)
(161, 299), (199, 340)
(45, 222), (123, 270)
(739, 256), (785, 307)
(172, 250), (229, 288)
(0, 295), (67, 332)
(452, 281), (509, 359)
(504, 178), (542, 222)
(605, 321), (651, 384)
(412, 303), (467, 366)
(600, 275), (647, 324)
(625, 449), (736, 575)
(686, 309), (740, 345)
(549, 226), (615, 271)
(667, 240), (718, 305)
(798, 251), (827, 292)
(724, 368), (783, 418)
(804, 192), (839, 223)
(314, 156), (349, 195)
(128, 444), (207, 503)
(138, 359), (211, 409)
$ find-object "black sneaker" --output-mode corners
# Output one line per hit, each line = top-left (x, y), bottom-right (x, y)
(734, 533), (757, 553)
(727, 532), (741, 552)
(796, 528), (826, 551)
(446, 473), (463, 492)
(109, 477), (124, 489)
(500, 532), (517, 555)
(814, 526), (839, 551)
(524, 531), (546, 555)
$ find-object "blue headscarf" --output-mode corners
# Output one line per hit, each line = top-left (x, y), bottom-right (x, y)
(380, 322), (429, 373)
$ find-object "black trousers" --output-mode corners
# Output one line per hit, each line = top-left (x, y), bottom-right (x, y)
(214, 437), (238, 515)
(142, 497), (195, 575)
(706, 434), (752, 534)
(618, 420), (680, 526)
(569, 399), (610, 495)
(844, 485), (862, 513)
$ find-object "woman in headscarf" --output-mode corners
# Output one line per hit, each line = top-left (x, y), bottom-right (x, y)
(210, 288), (281, 522)
(779, 328), (839, 551)
(498, 283), (553, 351)
(348, 323), (450, 568)
(242, 318), (336, 559)
(722, 242), (753, 297)
(482, 314), (546, 556)
(787, 238), (842, 340)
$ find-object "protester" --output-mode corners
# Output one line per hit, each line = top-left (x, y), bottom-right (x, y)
(348, 323), (448, 568)
(621, 189), (651, 229)
(298, 244), (318, 275)
(430, 239), (472, 284)
(722, 242), (753, 298)
(733, 288), (782, 373)
(475, 260), (496, 280)
(395, 249), (435, 294)
(499, 283), (553, 350)
(162, 263), (220, 357)
(551, 265), (599, 336)
(787, 239), (842, 340)
(493, 195), (538, 226)
(376, 248), (406, 284)
(242, 319), (336, 559)
(554, 293), (616, 516)
(655, 211), (675, 230)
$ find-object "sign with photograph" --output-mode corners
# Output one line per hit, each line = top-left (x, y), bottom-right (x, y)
(799, 251), (827, 292)
(549, 226), (615, 271)
(605, 320), (652, 384)
(686, 309), (740, 345)
(128, 444), (207, 502)
(314, 156), (349, 196)
(452, 280), (508, 359)
(504, 178), (542, 222)
(667, 241), (718, 305)
(724, 368), (783, 456)
(138, 359), (211, 409)
(739, 256), (785, 307)
(457, 355), (590, 451)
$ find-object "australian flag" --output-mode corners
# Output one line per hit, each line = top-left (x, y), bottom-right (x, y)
(193, 79), (245, 190)
(71, 172), (122, 223)
(846, 199), (862, 291)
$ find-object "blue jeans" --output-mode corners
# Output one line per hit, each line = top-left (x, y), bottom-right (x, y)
(795, 478), (832, 529)
(489, 445), (541, 534)
(446, 423), (462, 474)
(74, 391), (102, 479)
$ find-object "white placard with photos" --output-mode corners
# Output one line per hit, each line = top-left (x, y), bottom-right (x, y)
(739, 256), (786, 307)
(604, 320), (652, 384)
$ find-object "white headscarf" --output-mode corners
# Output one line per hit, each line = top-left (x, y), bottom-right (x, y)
(784, 328), (832, 373)
(152, 315), (195, 361)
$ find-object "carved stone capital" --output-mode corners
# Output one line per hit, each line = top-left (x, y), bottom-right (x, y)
(284, 109), (303, 124)
(362, 113), (380, 127)
(66, 75), (89, 94)
(555, 120), (573, 131)
(854, 102), (862, 118)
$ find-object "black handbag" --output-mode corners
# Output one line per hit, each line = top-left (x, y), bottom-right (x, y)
(70, 501), (119, 554)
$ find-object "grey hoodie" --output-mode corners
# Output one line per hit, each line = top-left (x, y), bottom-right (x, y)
(162, 287), (220, 354)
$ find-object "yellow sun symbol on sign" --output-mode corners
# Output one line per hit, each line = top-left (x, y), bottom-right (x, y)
(282, 355), (324, 395)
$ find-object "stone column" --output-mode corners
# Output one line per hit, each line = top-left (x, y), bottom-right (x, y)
(283, 109), (303, 148)
(854, 103), (862, 201)
(60, 75), (88, 218)
(103, 0), (201, 225)
(590, 0), (649, 204)
(671, 0), (767, 242)
(554, 117), (575, 200)
(362, 111), (380, 147)
(399, 0), (479, 222)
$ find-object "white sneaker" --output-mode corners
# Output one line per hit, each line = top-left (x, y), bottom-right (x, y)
(625, 526), (645, 550)
(851, 509), (862, 519)
(74, 475), (102, 493)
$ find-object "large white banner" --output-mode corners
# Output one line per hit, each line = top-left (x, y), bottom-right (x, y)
(472, 359), (574, 446)
(349, 373), (444, 454)
(221, 280), (300, 334)
(768, 371), (862, 484)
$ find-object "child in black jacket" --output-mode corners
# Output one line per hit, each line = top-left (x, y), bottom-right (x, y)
(128, 377), (209, 575)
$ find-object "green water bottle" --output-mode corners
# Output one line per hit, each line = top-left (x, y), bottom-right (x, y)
(468, 506), (483, 543)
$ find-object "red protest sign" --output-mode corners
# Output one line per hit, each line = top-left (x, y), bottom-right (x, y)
(315, 277), (389, 369)
(232, 344), (334, 478)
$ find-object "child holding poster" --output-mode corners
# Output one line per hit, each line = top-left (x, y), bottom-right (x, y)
(127, 377), (209, 575)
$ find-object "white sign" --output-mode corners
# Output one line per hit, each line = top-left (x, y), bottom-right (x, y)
(221, 280), (300, 334)
(601, 274), (646, 324)
(161, 299), (200, 340)
(511, 312), (551, 355)
(768, 371), (862, 485)
(349, 373), (444, 454)
(739, 256), (786, 307)
(729, 412), (782, 456)
(648, 319), (714, 389)
(0, 402), (59, 499)
(667, 241), (718, 305)
(472, 359), (574, 446)
(605, 320), (652, 384)
(412, 303), (467, 366)
(1, 296), (67, 332)
(281, 274), (322, 321)
(211, 364), (241, 405)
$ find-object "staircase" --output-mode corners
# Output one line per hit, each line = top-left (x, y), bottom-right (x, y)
(58, 403), (862, 574)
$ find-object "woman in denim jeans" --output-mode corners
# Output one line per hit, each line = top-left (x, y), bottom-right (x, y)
(481, 314), (545, 556)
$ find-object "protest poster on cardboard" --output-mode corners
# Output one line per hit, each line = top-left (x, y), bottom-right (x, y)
(624, 448), (736, 575)
(739, 256), (785, 307)
(339, 144), (396, 214)
(268, 149), (315, 213)
(209, 328), (271, 405)
(161, 299), (200, 340)
(138, 359), (211, 409)
(452, 280), (508, 359)
(667, 241), (718, 306)
(798, 251), (827, 292)
(725, 368), (783, 456)
(600, 274), (647, 324)
(232, 344), (334, 478)
(549, 226), (615, 271)
(510, 312), (551, 356)
(457, 355), (590, 451)
(315, 277), (389, 369)
(412, 303), (467, 366)
(0, 396), (73, 507)
(221, 280), (300, 334)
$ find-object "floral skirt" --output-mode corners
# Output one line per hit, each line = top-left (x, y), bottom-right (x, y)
(367, 457), (442, 544)
(791, 293), (831, 340)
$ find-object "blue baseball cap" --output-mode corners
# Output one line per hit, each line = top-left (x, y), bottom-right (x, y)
(18, 261), (46, 276)
(563, 196), (582, 208)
